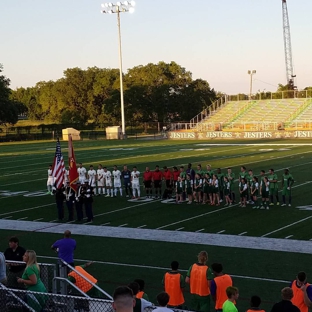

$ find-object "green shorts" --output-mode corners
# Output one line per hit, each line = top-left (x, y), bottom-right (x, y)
(269, 188), (278, 195)
(282, 188), (291, 196)
(191, 294), (210, 312)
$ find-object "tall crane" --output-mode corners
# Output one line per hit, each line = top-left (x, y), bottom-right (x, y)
(282, 0), (296, 89)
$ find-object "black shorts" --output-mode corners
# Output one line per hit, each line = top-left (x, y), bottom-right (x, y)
(165, 180), (172, 188)
(144, 181), (152, 188)
(154, 180), (161, 188)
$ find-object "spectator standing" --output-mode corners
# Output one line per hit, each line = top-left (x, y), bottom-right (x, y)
(247, 295), (265, 312)
(153, 292), (174, 312)
(290, 272), (312, 312)
(17, 250), (47, 312)
(185, 251), (213, 312)
(134, 279), (149, 301)
(122, 165), (132, 198)
(271, 287), (300, 312)
(210, 263), (233, 312)
(128, 282), (153, 312)
(222, 286), (239, 312)
(4, 236), (26, 288)
(113, 286), (135, 312)
(51, 230), (76, 267)
(162, 261), (185, 308)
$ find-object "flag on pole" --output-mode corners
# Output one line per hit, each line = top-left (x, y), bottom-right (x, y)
(68, 134), (79, 191)
(52, 139), (65, 189)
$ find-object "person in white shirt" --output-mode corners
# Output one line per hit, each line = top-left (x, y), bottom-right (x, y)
(77, 163), (87, 184)
(65, 166), (70, 184)
(153, 292), (174, 312)
(131, 166), (141, 199)
(47, 165), (54, 195)
(112, 165), (123, 197)
(104, 167), (113, 197)
(87, 165), (97, 195)
(97, 164), (105, 195)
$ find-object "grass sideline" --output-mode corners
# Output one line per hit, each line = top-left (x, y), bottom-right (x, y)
(1, 138), (312, 310)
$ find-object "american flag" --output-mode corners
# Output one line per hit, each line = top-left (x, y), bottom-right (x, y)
(52, 139), (65, 189)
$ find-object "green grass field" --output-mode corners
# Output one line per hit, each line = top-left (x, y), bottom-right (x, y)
(1, 138), (312, 311)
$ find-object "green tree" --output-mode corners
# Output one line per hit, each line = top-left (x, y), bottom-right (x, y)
(0, 64), (24, 125)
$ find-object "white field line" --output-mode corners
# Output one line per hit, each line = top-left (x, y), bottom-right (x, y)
(156, 180), (312, 231)
(0, 203), (54, 217)
(37, 255), (289, 284)
(285, 235), (294, 239)
(137, 225), (147, 229)
(238, 232), (247, 236)
(118, 223), (128, 227)
(217, 230), (225, 234)
(49, 219), (57, 222)
(175, 227), (184, 231)
(195, 229), (205, 233)
(156, 203), (240, 230)
(0, 189), (47, 200)
(17, 217), (28, 220)
(2, 216), (12, 219)
(33, 218), (43, 222)
(101, 223), (111, 226)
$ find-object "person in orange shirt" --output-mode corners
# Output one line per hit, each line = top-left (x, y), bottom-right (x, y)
(162, 166), (173, 199)
(162, 261), (185, 309)
(290, 271), (312, 312)
(185, 251), (213, 312)
(153, 165), (163, 199)
(210, 263), (233, 312)
(143, 167), (153, 199)
(247, 295), (265, 312)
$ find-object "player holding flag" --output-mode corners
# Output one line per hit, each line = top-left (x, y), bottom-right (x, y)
(68, 134), (79, 191)
(52, 139), (65, 189)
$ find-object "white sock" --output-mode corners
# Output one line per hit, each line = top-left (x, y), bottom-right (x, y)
(111, 189), (114, 196)
(137, 188), (140, 197)
(119, 188), (123, 196)
(114, 188), (117, 196)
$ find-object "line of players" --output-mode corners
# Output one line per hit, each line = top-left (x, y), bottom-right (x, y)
(72, 163), (295, 208)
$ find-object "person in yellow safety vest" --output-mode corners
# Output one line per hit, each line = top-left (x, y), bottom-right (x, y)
(185, 251), (213, 312)
(134, 279), (149, 301)
(68, 262), (101, 298)
(162, 261), (185, 309)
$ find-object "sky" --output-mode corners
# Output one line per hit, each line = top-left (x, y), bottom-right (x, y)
(1, 0), (311, 94)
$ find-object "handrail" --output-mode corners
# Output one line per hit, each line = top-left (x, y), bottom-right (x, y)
(53, 276), (91, 298)
(61, 259), (113, 300)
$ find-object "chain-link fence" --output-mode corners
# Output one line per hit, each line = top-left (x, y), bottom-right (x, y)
(5, 260), (56, 292)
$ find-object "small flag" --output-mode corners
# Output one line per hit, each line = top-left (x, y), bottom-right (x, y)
(68, 134), (79, 191)
(52, 139), (65, 189)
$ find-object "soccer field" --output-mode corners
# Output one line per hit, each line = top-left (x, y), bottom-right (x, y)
(0, 138), (312, 311)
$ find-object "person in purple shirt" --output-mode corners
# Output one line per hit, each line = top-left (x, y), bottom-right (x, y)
(51, 230), (76, 267)
(186, 163), (195, 181)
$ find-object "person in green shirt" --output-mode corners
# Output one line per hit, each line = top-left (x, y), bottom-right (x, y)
(250, 176), (259, 209)
(216, 168), (225, 203)
(268, 168), (280, 206)
(227, 168), (236, 203)
(185, 251), (214, 312)
(281, 168), (294, 207)
(17, 250), (47, 312)
(222, 286), (239, 312)
(185, 174), (194, 204)
(247, 170), (254, 205)
(194, 173), (203, 203)
(223, 176), (232, 206)
(175, 176), (185, 204)
(196, 164), (205, 176)
(260, 177), (270, 210)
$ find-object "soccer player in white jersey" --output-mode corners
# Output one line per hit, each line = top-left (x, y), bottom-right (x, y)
(112, 165), (123, 197)
(47, 165), (54, 194)
(131, 166), (141, 199)
(88, 165), (97, 195)
(77, 163), (87, 184)
(97, 164), (105, 195)
(104, 167), (113, 197)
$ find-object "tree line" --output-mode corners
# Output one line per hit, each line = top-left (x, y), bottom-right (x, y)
(4, 61), (217, 126)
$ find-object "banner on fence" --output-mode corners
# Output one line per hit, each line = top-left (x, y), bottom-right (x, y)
(168, 131), (312, 140)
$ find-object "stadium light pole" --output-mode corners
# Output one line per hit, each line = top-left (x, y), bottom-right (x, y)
(247, 70), (256, 100)
(101, 1), (135, 139)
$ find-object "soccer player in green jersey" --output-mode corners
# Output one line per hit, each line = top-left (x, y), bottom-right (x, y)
(268, 169), (280, 206)
(216, 168), (225, 203)
(260, 177), (270, 210)
(194, 173), (203, 203)
(227, 168), (236, 203)
(222, 287), (239, 312)
(206, 164), (214, 177)
(175, 176), (184, 204)
(223, 176), (232, 206)
(185, 174), (194, 204)
(196, 164), (205, 176)
(281, 168), (294, 207)
(247, 169), (254, 204)
(250, 176), (259, 209)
